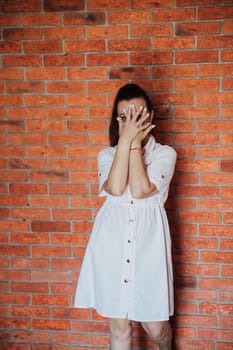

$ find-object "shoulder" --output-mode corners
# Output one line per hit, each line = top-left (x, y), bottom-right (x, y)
(98, 146), (116, 161)
(154, 142), (177, 163)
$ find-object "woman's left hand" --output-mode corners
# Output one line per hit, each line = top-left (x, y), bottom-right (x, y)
(131, 105), (155, 146)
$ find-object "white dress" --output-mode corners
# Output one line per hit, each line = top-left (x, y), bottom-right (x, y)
(74, 136), (177, 322)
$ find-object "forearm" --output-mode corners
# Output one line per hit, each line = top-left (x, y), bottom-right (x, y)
(129, 147), (157, 198)
(103, 139), (130, 196)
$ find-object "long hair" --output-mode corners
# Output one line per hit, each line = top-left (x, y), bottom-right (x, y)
(109, 83), (153, 146)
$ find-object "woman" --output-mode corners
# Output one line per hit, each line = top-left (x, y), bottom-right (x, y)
(74, 83), (177, 350)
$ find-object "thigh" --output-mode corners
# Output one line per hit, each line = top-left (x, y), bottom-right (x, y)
(108, 318), (132, 332)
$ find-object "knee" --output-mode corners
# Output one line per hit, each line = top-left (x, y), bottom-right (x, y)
(142, 321), (170, 343)
(109, 319), (132, 341)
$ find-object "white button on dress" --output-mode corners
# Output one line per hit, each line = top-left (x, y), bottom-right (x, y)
(74, 136), (177, 321)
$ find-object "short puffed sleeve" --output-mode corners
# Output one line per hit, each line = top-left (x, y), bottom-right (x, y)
(146, 145), (177, 195)
(97, 147), (114, 197)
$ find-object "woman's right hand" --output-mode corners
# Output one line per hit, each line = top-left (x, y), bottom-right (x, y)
(117, 104), (151, 145)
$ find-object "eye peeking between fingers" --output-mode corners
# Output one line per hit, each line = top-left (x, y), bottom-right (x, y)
(117, 114), (127, 123)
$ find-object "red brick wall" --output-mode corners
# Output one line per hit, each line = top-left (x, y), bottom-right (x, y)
(0, 0), (232, 349)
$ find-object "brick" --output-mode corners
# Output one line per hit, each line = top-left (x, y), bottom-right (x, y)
(0, 195), (27, 207)
(179, 212), (221, 224)
(44, 54), (84, 67)
(7, 108), (46, 120)
(175, 79), (219, 91)
(11, 330), (49, 342)
(45, 27), (84, 40)
(0, 41), (21, 53)
(109, 67), (150, 80)
(22, 13), (61, 26)
(11, 282), (48, 294)
(87, 26), (128, 39)
(49, 184), (88, 195)
(176, 134), (218, 146)
(31, 271), (71, 283)
(0, 170), (27, 182)
(175, 237), (218, 250)
(30, 171), (68, 182)
(46, 82), (85, 94)
(44, 0), (84, 11)
(3, 28), (42, 40)
(177, 0), (221, 4)
(87, 53), (128, 66)
(48, 107), (87, 119)
(131, 23), (172, 37)
(0, 14), (20, 26)
(30, 196), (68, 208)
(200, 225), (233, 237)
(217, 343), (233, 350)
(173, 250), (198, 263)
(199, 6), (233, 20)
(222, 266), (233, 277)
(222, 78), (233, 90)
(68, 68), (107, 80)
(32, 319), (70, 331)
(0, 68), (23, 80)
(67, 94), (106, 107)
(0, 317), (30, 329)
(176, 22), (220, 36)
(196, 92), (233, 104)
(152, 37), (194, 50)
(201, 251), (233, 264)
(199, 329), (233, 342)
(0, 293), (30, 304)
(221, 186), (233, 198)
(49, 159), (88, 171)
(176, 263), (219, 277)
(224, 213), (232, 224)
(25, 95), (64, 107)
(12, 208), (50, 220)
(220, 134), (233, 145)
(53, 209), (91, 221)
(109, 39), (150, 51)
(223, 20), (233, 34)
(65, 40), (105, 53)
(198, 64), (233, 77)
(198, 36), (233, 49)
(175, 315), (217, 327)
(0, 96), (22, 106)
(32, 294), (70, 306)
(221, 160), (233, 172)
(87, 0), (129, 10)
(197, 120), (233, 132)
(220, 316), (233, 331)
(220, 238), (233, 251)
(6, 81), (44, 94)
(175, 289), (216, 302)
(1, 0), (41, 12)
(0, 345), (30, 350)
(2, 55), (42, 67)
(133, 0), (174, 7)
(109, 10), (149, 24)
(31, 221), (70, 232)
(12, 258), (49, 270)
(153, 65), (195, 78)
(198, 147), (232, 159)
(175, 106), (217, 119)
(51, 333), (88, 345)
(64, 12), (106, 25)
(88, 81), (127, 93)
(176, 50), (218, 64)
(199, 278), (233, 290)
(24, 41), (62, 54)
(26, 68), (65, 80)
(152, 8), (195, 22)
(221, 50), (233, 62)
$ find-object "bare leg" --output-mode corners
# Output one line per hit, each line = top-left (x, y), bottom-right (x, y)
(108, 318), (132, 350)
(141, 320), (172, 350)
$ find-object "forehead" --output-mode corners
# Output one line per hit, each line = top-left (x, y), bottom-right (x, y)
(117, 98), (147, 113)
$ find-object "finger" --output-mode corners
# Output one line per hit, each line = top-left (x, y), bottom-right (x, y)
(142, 124), (156, 136)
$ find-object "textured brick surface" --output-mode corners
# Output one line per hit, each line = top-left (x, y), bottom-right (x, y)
(0, 1), (232, 349)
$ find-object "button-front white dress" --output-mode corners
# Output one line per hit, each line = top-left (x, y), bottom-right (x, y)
(74, 136), (177, 321)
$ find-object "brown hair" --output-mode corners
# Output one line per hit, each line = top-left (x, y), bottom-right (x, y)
(109, 83), (152, 146)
